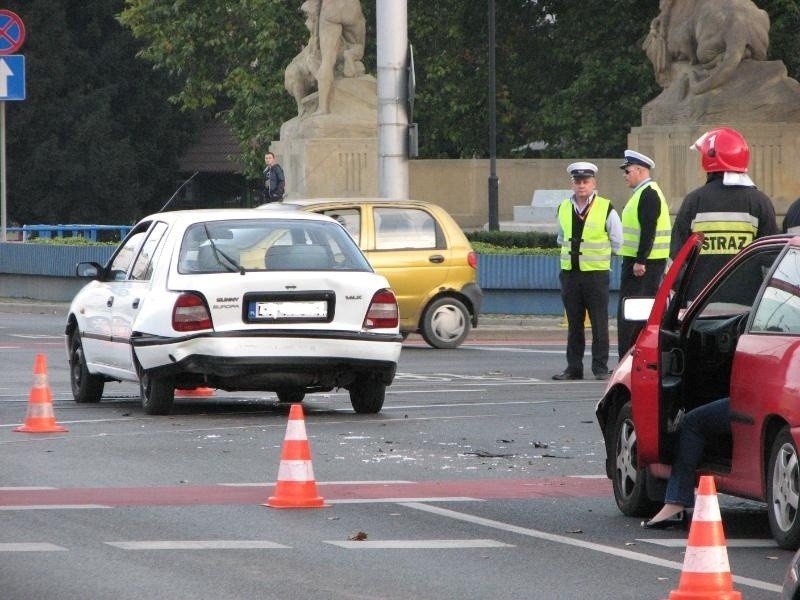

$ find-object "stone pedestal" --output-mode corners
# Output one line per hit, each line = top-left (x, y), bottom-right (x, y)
(271, 77), (378, 199)
(628, 123), (800, 214)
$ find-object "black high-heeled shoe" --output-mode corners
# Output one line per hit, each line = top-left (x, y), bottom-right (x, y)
(640, 511), (688, 530)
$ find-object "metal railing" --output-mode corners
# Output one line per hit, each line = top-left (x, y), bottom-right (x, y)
(6, 224), (132, 242)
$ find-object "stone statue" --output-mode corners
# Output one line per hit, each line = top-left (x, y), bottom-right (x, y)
(284, 0), (367, 117)
(643, 0), (769, 96)
(640, 0), (800, 125)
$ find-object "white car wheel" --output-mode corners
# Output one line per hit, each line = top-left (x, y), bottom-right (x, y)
(139, 371), (175, 416)
(69, 331), (104, 403)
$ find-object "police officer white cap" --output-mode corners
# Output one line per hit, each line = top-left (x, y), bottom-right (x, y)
(619, 149), (655, 170)
(567, 161), (598, 179)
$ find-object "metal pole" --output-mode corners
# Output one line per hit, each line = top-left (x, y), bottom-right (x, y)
(377, 0), (409, 199)
(487, 0), (499, 231)
(1, 101), (6, 242)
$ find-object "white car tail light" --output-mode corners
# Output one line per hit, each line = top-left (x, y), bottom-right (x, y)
(363, 289), (398, 329)
(172, 293), (213, 332)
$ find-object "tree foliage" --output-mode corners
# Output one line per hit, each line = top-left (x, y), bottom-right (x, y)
(6, 0), (800, 227)
(4, 0), (197, 225)
(120, 0), (800, 166)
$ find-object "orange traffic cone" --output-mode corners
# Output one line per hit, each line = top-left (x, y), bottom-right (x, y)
(667, 476), (741, 599)
(175, 387), (215, 397)
(265, 404), (327, 508)
(14, 354), (68, 433)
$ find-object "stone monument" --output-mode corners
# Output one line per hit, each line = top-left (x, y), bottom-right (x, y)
(270, 0), (378, 199)
(628, 0), (800, 213)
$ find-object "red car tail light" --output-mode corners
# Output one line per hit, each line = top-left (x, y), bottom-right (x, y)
(467, 251), (478, 269)
(172, 293), (213, 332)
(363, 289), (399, 329)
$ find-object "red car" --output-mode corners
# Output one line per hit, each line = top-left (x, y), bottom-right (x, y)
(596, 232), (800, 549)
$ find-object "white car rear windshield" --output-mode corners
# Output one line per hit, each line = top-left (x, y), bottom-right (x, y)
(177, 219), (372, 274)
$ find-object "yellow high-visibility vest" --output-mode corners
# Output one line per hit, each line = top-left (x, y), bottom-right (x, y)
(559, 196), (612, 271)
(620, 182), (671, 259)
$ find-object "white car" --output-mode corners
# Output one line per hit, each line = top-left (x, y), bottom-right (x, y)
(65, 208), (402, 415)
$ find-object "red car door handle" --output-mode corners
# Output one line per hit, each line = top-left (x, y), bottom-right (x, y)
(429, 255), (445, 264)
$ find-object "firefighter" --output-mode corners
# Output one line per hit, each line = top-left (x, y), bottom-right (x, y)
(671, 127), (777, 299)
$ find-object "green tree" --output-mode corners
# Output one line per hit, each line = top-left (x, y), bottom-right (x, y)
(120, 0), (308, 178)
(120, 0), (800, 169)
(531, 0), (660, 157)
(4, 0), (196, 226)
(758, 0), (800, 79)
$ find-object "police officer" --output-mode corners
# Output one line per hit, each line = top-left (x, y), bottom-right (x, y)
(617, 150), (671, 357)
(671, 127), (777, 299)
(553, 162), (623, 381)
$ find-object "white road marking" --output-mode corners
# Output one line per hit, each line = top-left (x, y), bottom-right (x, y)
(0, 543), (67, 552)
(465, 347), (564, 354)
(0, 418), (135, 429)
(402, 503), (782, 594)
(328, 497), (479, 504)
(106, 540), (290, 550)
(325, 539), (513, 549)
(9, 334), (62, 339)
(640, 538), (777, 548)
(0, 486), (57, 490)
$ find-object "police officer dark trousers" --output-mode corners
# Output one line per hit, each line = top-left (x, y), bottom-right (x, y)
(553, 162), (622, 381)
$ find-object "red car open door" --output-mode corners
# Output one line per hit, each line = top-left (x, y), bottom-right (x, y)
(630, 233), (704, 465)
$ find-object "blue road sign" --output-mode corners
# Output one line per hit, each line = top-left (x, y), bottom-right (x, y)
(0, 55), (25, 101)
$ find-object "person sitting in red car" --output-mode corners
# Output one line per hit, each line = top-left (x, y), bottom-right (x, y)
(641, 397), (731, 529)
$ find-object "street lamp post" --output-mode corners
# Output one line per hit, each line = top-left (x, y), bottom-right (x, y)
(487, 0), (499, 231)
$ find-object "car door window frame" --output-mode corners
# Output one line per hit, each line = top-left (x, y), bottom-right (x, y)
(373, 207), (443, 251)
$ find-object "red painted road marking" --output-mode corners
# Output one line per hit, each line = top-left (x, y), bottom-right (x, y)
(0, 477), (611, 507)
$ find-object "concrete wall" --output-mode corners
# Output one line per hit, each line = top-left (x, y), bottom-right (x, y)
(409, 158), (637, 229)
(409, 154), (796, 229)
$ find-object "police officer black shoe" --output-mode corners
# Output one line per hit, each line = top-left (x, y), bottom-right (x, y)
(552, 371), (583, 381)
(594, 371), (611, 380)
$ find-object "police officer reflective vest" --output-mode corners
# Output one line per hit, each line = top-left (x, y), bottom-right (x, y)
(619, 182), (671, 259)
(558, 196), (612, 271)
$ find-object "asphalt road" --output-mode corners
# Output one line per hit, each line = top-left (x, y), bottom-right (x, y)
(0, 309), (789, 599)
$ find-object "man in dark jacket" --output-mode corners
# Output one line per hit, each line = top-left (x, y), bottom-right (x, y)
(617, 149), (671, 357)
(671, 127), (777, 300)
(263, 152), (286, 202)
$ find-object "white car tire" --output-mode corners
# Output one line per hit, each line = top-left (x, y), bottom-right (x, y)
(69, 331), (104, 403)
(139, 371), (175, 416)
(349, 378), (386, 414)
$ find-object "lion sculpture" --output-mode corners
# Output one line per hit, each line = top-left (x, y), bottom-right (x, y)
(643, 0), (769, 96)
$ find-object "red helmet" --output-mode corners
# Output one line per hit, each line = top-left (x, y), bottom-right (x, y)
(691, 127), (750, 173)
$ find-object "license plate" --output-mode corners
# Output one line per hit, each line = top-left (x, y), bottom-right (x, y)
(254, 300), (328, 320)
